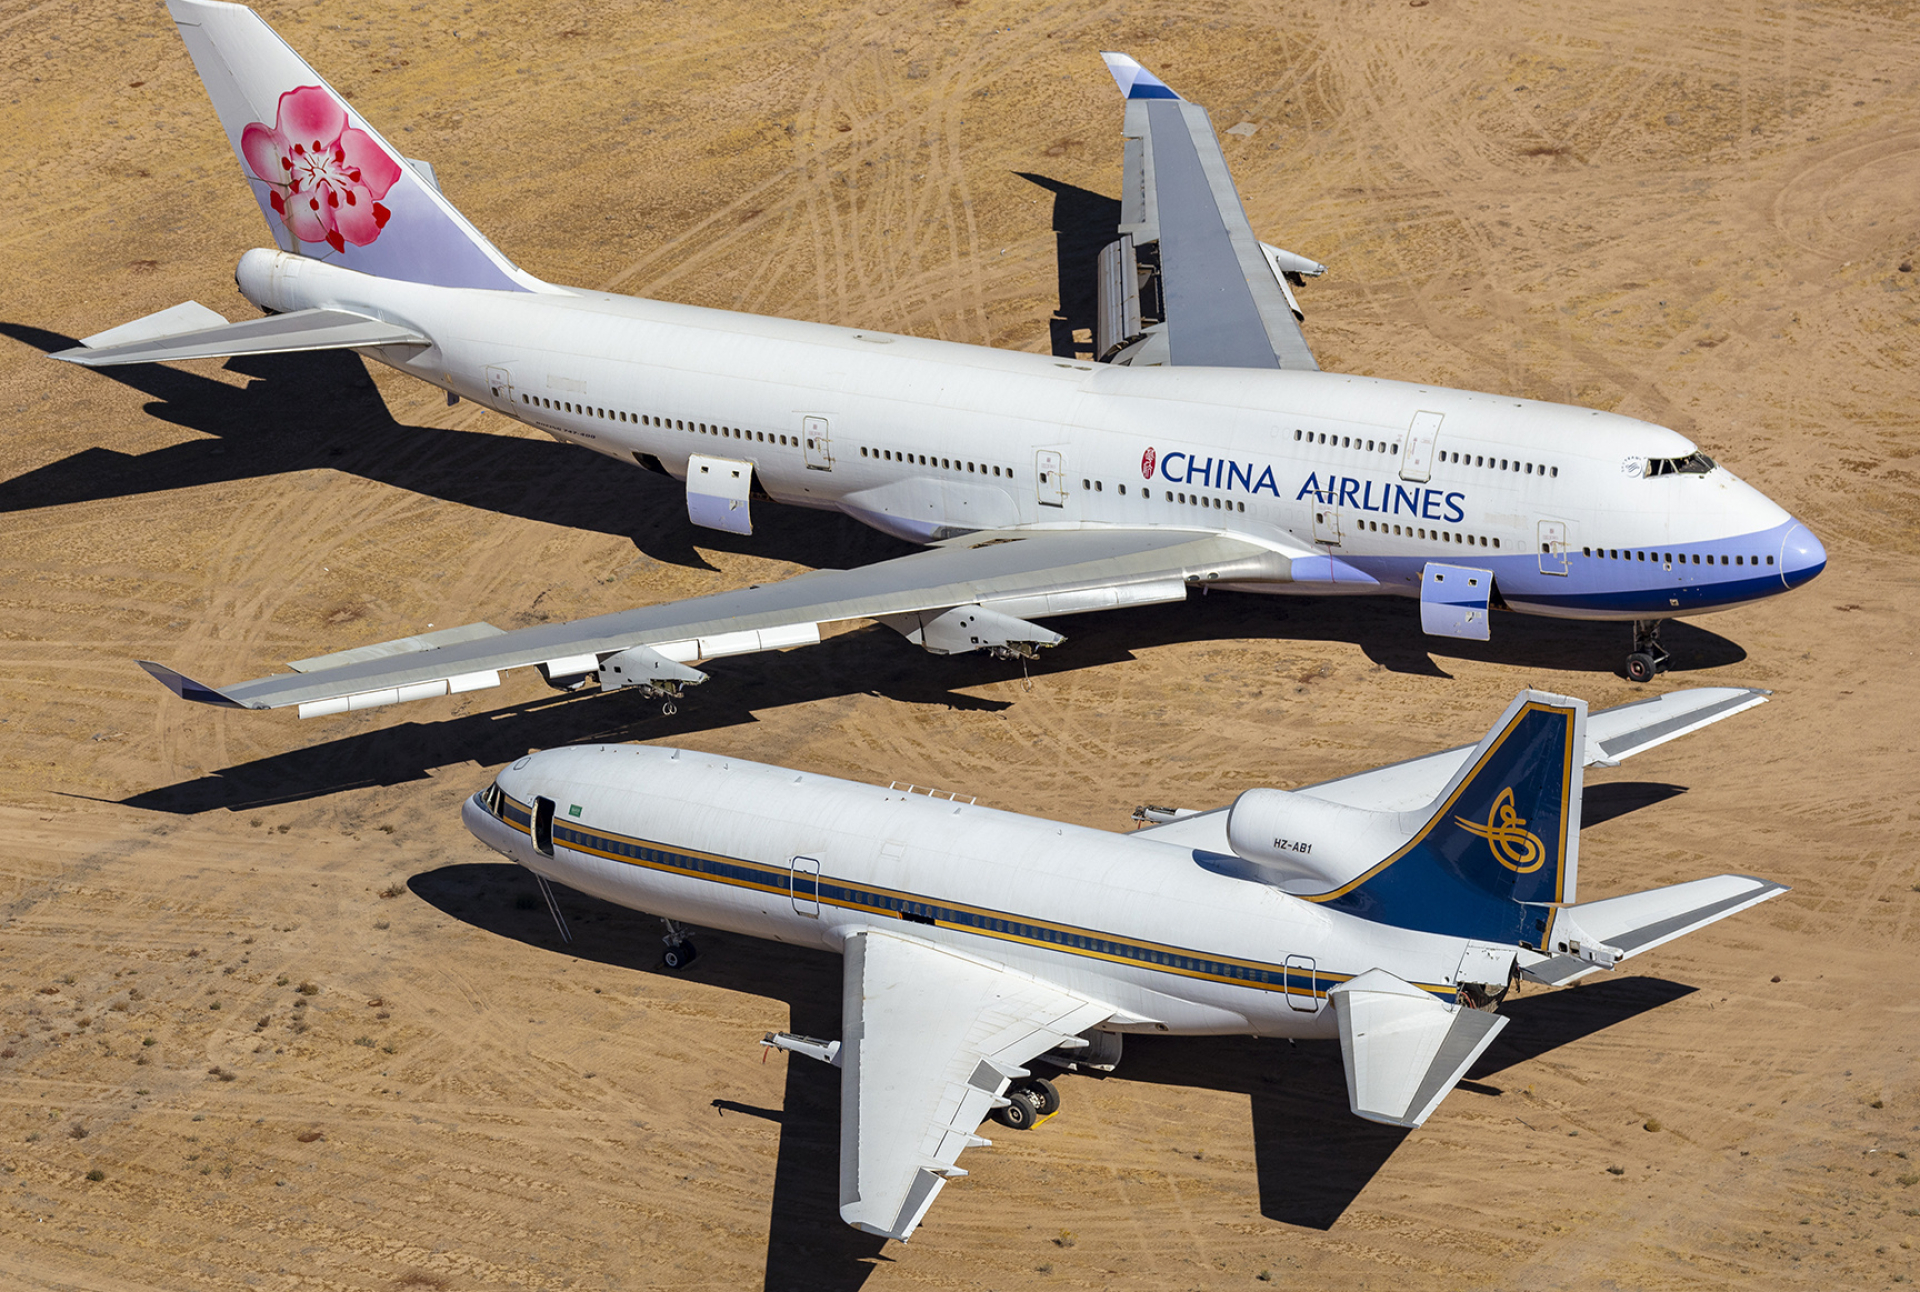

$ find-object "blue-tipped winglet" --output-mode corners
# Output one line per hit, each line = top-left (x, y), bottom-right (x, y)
(137, 661), (251, 709)
(1100, 52), (1182, 100)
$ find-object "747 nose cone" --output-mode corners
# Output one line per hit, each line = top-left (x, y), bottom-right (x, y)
(1779, 520), (1827, 590)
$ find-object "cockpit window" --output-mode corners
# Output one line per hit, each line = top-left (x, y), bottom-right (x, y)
(482, 782), (504, 817)
(1645, 452), (1715, 477)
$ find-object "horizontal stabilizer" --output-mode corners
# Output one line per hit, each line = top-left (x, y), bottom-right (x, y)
(51, 307), (428, 366)
(1520, 873), (1788, 986)
(1328, 968), (1507, 1128)
(1583, 687), (1770, 766)
(136, 661), (253, 709)
(1219, 686), (1772, 819)
(80, 300), (230, 349)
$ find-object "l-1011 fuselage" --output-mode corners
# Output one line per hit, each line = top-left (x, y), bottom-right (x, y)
(464, 742), (1486, 1038)
(239, 248), (1825, 624)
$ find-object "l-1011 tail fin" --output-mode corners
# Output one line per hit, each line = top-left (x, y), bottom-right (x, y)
(1310, 690), (1584, 947)
(167, 0), (532, 293)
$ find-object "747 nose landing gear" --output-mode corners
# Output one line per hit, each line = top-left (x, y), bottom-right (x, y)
(1626, 619), (1672, 684)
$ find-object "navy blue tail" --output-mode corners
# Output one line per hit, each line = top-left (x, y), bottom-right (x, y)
(1308, 691), (1585, 946)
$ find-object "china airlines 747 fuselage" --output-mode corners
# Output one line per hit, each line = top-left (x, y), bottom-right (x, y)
(237, 248), (1824, 625)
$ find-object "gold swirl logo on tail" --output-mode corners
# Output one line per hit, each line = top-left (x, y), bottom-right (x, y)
(1454, 786), (1545, 873)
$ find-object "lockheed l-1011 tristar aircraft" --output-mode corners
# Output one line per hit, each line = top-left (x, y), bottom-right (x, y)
(59, 3), (1825, 721)
(464, 685), (1784, 1241)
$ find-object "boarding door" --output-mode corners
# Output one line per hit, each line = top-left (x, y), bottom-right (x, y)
(1537, 519), (1570, 575)
(1284, 954), (1318, 1012)
(1400, 411), (1442, 483)
(532, 797), (556, 858)
(1312, 504), (1342, 547)
(484, 365), (515, 414)
(803, 417), (833, 471)
(790, 856), (821, 917)
(1036, 450), (1067, 507)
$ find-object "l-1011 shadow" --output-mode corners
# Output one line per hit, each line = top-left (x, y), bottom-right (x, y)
(408, 861), (890, 1292)
(408, 864), (1703, 1259)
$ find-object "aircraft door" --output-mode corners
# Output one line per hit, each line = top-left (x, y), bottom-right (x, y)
(802, 416), (833, 471)
(1400, 410), (1442, 483)
(790, 856), (821, 917)
(1036, 449), (1067, 507)
(532, 796), (556, 857)
(484, 365), (516, 413)
(1284, 954), (1318, 1012)
(1312, 503), (1342, 546)
(1537, 518), (1570, 575)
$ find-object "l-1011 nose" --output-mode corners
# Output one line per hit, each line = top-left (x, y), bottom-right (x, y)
(1779, 521), (1827, 590)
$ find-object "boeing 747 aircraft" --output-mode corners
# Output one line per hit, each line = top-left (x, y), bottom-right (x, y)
(59, 3), (1825, 723)
(464, 686), (1784, 1241)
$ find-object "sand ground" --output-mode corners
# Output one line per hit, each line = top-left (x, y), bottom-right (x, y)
(2, 0), (1917, 1288)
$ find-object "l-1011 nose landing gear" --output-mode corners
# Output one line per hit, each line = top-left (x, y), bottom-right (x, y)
(1626, 619), (1672, 684)
(660, 918), (699, 970)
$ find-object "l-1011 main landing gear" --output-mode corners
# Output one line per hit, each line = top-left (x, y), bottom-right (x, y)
(660, 918), (699, 970)
(1626, 619), (1672, 684)
(991, 1076), (1060, 1131)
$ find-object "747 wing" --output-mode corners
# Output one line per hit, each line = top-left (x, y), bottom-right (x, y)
(141, 526), (1297, 718)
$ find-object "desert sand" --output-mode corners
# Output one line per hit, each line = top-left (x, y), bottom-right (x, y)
(2, 0), (1917, 1288)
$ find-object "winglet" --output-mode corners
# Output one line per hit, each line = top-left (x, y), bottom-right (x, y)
(137, 661), (251, 709)
(1099, 52), (1182, 101)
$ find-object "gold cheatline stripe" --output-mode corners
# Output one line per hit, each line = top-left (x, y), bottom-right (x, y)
(489, 793), (1457, 1000)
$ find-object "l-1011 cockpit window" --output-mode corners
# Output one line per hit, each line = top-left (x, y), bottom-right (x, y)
(1645, 452), (1715, 477)
(482, 783), (504, 817)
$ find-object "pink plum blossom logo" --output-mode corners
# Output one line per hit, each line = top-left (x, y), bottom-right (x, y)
(241, 86), (402, 255)
(1140, 446), (1157, 479)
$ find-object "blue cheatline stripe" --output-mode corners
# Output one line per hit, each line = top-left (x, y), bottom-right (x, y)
(488, 793), (1458, 1002)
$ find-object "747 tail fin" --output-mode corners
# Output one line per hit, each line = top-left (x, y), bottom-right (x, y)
(167, 0), (532, 293)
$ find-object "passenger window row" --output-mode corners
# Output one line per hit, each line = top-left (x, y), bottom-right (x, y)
(1439, 448), (1558, 478)
(522, 395), (802, 448)
(860, 446), (1013, 478)
(1295, 429), (1399, 455)
(1161, 489), (1247, 513)
(1583, 547), (1774, 567)
(1354, 516), (1499, 548)
(1288, 428), (1559, 478)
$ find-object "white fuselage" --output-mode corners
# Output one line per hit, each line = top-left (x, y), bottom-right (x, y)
(239, 248), (1824, 620)
(465, 743), (1481, 1039)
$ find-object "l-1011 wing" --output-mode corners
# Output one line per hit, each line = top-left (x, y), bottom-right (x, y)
(829, 930), (1114, 1241)
(140, 527), (1296, 718)
(1133, 687), (1770, 847)
(1094, 53), (1324, 370)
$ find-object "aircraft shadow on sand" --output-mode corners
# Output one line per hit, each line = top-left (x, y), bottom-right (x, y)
(112, 590), (1735, 817)
(1014, 172), (1122, 361)
(406, 860), (1695, 1287)
(0, 321), (916, 577)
